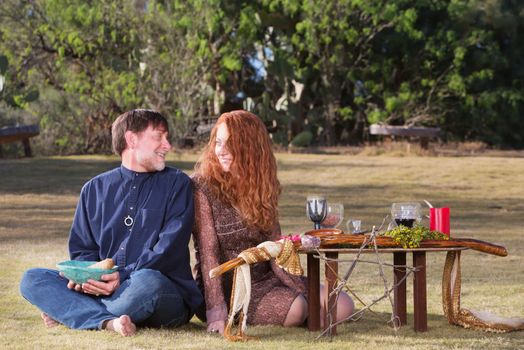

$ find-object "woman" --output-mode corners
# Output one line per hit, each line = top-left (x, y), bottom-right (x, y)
(192, 110), (353, 334)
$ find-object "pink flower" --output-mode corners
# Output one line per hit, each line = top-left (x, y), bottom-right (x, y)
(280, 234), (301, 242)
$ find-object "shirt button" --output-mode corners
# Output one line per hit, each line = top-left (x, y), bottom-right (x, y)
(130, 207), (134, 210)
(120, 247), (124, 250)
(132, 186), (136, 189)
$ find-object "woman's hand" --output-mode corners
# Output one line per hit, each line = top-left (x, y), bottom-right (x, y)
(207, 320), (225, 335)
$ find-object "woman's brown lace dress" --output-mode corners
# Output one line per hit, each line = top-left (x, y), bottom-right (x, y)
(192, 177), (307, 325)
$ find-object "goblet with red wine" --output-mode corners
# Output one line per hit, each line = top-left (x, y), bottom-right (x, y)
(321, 203), (344, 229)
(391, 202), (421, 228)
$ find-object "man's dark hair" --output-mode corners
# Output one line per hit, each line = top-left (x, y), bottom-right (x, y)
(111, 109), (169, 156)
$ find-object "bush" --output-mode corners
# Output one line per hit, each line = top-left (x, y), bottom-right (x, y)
(290, 131), (313, 147)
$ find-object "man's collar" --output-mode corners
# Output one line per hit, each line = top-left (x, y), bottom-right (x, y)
(120, 165), (155, 179)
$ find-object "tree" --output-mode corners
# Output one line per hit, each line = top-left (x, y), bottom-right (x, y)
(2, 0), (524, 152)
(1, 0), (143, 153)
(257, 0), (425, 145)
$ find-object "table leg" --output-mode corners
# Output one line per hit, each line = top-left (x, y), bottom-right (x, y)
(413, 251), (428, 332)
(325, 251), (339, 335)
(393, 252), (407, 326)
(307, 252), (320, 331)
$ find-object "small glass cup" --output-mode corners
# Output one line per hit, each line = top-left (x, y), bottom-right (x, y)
(346, 219), (362, 234)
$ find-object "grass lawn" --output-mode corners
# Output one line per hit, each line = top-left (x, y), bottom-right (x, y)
(1, 152), (523, 349)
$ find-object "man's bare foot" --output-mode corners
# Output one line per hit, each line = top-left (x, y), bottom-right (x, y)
(41, 312), (59, 328)
(105, 315), (136, 337)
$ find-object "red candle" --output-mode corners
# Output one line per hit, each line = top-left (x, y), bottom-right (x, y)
(429, 207), (450, 237)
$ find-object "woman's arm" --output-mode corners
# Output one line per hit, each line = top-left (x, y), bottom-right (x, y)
(269, 221), (308, 295)
(193, 186), (228, 332)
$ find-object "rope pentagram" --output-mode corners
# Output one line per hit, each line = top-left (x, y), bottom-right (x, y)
(313, 226), (419, 339)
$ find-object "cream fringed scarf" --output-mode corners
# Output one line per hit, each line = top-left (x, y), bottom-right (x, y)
(224, 239), (303, 341)
(442, 251), (524, 332)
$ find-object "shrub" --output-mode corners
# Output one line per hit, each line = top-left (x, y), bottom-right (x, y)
(290, 131), (313, 147)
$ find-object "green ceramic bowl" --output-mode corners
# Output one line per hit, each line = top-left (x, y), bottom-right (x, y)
(56, 260), (118, 284)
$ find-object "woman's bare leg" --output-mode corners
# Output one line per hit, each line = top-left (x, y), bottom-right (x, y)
(283, 294), (308, 327)
(320, 284), (354, 328)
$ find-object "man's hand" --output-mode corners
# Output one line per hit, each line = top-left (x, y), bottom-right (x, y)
(81, 271), (120, 297)
(59, 272), (84, 292)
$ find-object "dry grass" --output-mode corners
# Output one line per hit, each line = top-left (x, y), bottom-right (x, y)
(1, 153), (523, 349)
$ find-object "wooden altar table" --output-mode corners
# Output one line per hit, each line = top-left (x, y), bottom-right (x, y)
(300, 246), (469, 334)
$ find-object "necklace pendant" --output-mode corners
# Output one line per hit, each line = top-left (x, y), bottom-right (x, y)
(124, 215), (134, 227)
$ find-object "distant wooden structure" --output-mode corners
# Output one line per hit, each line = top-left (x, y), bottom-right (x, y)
(369, 124), (440, 148)
(0, 124), (40, 157)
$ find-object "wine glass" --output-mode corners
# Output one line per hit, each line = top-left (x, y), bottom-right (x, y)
(391, 202), (421, 228)
(306, 195), (328, 229)
(321, 203), (344, 228)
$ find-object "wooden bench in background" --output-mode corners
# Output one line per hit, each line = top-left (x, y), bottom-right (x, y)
(0, 124), (40, 157)
(369, 124), (440, 149)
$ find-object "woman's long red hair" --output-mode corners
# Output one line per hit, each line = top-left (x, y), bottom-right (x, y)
(194, 110), (281, 231)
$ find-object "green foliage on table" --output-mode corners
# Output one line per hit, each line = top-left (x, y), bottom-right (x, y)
(385, 225), (449, 249)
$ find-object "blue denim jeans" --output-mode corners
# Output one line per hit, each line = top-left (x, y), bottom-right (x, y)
(20, 268), (191, 330)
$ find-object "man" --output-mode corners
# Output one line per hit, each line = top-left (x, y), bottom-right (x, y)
(20, 109), (202, 336)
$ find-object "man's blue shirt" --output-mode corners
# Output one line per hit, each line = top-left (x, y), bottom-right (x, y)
(68, 165), (203, 312)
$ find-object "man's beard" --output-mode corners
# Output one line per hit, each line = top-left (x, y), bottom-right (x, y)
(136, 152), (165, 172)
